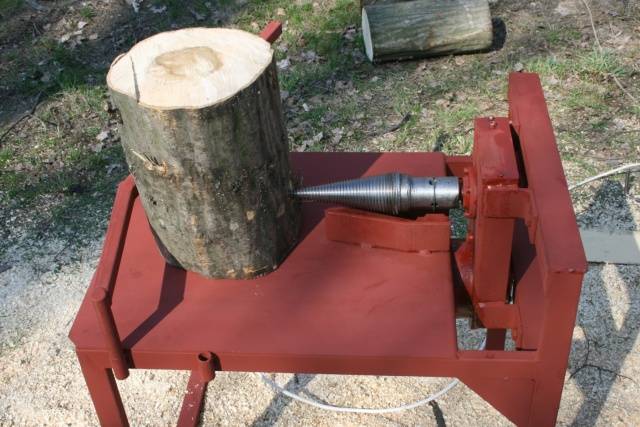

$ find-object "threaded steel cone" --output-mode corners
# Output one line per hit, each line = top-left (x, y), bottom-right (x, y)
(294, 173), (459, 215)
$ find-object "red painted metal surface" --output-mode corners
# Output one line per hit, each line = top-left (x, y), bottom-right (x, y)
(259, 21), (282, 44)
(469, 116), (520, 304)
(89, 176), (136, 381)
(325, 208), (450, 253)
(76, 351), (129, 427)
(175, 353), (215, 427)
(91, 287), (129, 380)
(177, 372), (209, 427)
(71, 153), (458, 361)
(69, 74), (586, 426)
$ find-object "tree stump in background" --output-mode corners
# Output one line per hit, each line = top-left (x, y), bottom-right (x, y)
(107, 28), (300, 279)
(361, 0), (493, 62)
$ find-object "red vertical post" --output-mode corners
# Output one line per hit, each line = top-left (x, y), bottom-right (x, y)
(92, 287), (129, 380)
(176, 352), (215, 427)
(470, 117), (520, 304)
(259, 21), (283, 44)
(77, 351), (129, 427)
(90, 176), (136, 380)
(507, 72), (588, 426)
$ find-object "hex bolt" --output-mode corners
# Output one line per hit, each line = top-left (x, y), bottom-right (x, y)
(488, 116), (497, 129)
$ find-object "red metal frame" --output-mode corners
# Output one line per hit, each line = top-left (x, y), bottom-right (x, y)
(68, 41), (586, 426)
(325, 208), (450, 253)
(259, 20), (283, 44)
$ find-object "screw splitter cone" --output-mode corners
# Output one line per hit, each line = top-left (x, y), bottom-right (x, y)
(294, 173), (460, 215)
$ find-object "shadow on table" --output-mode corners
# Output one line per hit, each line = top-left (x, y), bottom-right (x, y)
(121, 264), (187, 349)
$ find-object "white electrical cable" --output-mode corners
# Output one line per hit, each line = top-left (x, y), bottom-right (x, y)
(258, 337), (486, 415)
(569, 163), (640, 191)
(259, 373), (459, 414)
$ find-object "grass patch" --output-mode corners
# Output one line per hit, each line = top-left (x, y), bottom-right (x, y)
(51, 45), (98, 90)
(434, 102), (480, 130)
(236, 0), (365, 96)
(79, 5), (96, 19)
(563, 83), (608, 112)
(528, 50), (628, 82)
(0, 85), (114, 203)
(2, 36), (102, 100)
(298, 104), (329, 129)
(390, 83), (422, 116)
(149, 0), (210, 20)
(542, 26), (581, 45)
(576, 50), (627, 78)
(527, 56), (571, 79)
(444, 133), (474, 155)
(0, 0), (22, 17)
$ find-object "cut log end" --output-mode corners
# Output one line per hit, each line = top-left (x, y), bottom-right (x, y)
(362, 8), (374, 62)
(107, 28), (274, 110)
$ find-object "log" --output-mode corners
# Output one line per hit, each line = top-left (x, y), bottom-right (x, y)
(106, 28), (300, 279)
(361, 0), (493, 62)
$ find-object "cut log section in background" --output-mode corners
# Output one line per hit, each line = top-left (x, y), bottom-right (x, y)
(107, 27), (300, 279)
(361, 0), (493, 62)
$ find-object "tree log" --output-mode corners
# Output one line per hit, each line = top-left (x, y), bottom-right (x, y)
(107, 28), (300, 279)
(362, 0), (493, 62)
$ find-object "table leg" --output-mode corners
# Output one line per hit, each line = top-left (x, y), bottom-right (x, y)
(177, 371), (209, 427)
(77, 350), (129, 427)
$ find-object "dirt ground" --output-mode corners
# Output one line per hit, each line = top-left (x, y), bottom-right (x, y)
(1, 0), (639, 425)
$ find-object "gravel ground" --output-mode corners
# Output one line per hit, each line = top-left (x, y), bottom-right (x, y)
(1, 179), (639, 426)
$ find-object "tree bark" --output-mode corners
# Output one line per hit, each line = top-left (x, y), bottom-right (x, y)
(362, 0), (493, 62)
(107, 29), (300, 279)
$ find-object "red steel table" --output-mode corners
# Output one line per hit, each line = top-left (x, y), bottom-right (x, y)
(69, 73), (586, 426)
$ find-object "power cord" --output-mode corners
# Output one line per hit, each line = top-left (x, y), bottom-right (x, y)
(258, 336), (486, 414)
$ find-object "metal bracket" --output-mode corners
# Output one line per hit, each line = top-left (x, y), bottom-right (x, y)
(324, 208), (450, 253)
(475, 301), (521, 330)
(483, 187), (538, 242)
